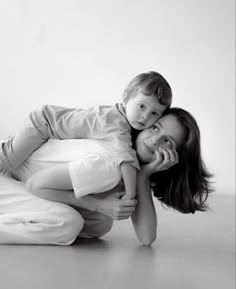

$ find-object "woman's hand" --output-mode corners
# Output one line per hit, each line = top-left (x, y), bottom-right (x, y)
(99, 192), (137, 220)
(141, 148), (179, 177)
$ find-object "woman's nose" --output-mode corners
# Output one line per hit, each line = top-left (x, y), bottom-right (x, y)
(150, 137), (158, 147)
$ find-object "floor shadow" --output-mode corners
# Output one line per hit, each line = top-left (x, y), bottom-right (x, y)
(72, 237), (110, 250)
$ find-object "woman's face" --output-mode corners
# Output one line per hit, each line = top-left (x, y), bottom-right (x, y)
(135, 114), (186, 163)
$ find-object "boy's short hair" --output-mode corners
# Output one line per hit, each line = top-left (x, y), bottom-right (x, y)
(123, 71), (172, 107)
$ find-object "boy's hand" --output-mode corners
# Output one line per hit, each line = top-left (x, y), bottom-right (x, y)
(141, 148), (179, 176)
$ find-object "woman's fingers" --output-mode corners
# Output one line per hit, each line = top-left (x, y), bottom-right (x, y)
(140, 148), (179, 175)
(115, 209), (136, 220)
(168, 148), (178, 164)
(161, 149), (170, 163)
(113, 192), (125, 199)
(155, 150), (163, 160)
(119, 205), (136, 213)
(102, 193), (137, 220)
(113, 209), (136, 220)
(116, 216), (130, 220)
(120, 199), (137, 206)
(159, 148), (179, 170)
(116, 199), (137, 219)
(163, 148), (178, 165)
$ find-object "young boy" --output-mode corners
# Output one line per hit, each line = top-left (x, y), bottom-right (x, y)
(0, 71), (172, 200)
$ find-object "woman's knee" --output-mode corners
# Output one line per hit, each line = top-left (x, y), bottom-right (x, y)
(79, 213), (113, 239)
(59, 206), (85, 245)
(95, 217), (113, 238)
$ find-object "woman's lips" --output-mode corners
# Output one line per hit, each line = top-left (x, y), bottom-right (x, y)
(144, 143), (154, 154)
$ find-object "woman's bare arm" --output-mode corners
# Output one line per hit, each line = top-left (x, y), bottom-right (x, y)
(131, 149), (179, 245)
(131, 169), (157, 246)
(25, 164), (137, 220)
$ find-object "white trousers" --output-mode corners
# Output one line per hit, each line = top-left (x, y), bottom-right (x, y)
(0, 175), (113, 245)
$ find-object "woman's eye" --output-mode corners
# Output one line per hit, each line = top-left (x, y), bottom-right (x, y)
(138, 104), (145, 109)
(152, 112), (158, 116)
(152, 126), (159, 132)
(165, 140), (172, 147)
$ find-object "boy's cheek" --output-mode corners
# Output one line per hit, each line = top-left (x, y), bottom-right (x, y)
(145, 119), (158, 129)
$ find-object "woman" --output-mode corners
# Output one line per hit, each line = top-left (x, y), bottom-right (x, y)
(0, 108), (212, 245)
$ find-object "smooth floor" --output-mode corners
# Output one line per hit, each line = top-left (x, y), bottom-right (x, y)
(0, 194), (235, 289)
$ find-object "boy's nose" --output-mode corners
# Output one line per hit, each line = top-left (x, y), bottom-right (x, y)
(141, 112), (149, 120)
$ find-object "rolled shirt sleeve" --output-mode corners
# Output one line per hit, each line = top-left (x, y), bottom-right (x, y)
(68, 154), (122, 198)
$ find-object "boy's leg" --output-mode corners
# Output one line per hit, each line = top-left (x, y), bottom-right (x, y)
(0, 104), (80, 172)
(0, 110), (49, 172)
(0, 175), (84, 245)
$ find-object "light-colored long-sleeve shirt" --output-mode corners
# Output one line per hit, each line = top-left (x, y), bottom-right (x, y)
(0, 103), (140, 171)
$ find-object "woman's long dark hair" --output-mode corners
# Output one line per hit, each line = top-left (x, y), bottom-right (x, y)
(134, 107), (213, 214)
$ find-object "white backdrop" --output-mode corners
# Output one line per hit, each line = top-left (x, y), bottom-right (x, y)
(0, 0), (235, 194)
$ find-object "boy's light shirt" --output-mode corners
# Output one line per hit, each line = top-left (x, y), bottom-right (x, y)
(31, 104), (140, 169)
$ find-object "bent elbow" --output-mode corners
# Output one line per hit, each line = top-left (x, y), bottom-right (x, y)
(141, 237), (156, 246)
(25, 178), (41, 196)
(25, 179), (33, 192)
(138, 233), (157, 246)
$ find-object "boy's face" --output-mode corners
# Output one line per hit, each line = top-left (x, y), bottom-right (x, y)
(135, 114), (185, 163)
(124, 92), (167, 130)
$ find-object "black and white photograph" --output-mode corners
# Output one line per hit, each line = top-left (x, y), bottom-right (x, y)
(0, 1), (235, 289)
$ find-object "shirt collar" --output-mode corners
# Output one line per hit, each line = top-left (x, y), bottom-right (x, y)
(116, 103), (127, 118)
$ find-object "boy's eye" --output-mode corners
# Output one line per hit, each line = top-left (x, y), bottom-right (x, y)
(152, 112), (158, 116)
(138, 104), (145, 109)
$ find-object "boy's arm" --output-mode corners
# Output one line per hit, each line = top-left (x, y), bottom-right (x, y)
(25, 164), (137, 220)
(131, 169), (157, 246)
(120, 162), (137, 200)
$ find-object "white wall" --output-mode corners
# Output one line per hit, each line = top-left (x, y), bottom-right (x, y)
(0, 0), (235, 194)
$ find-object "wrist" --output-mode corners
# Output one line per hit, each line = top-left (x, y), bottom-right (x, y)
(76, 195), (103, 213)
(137, 171), (152, 197)
(96, 199), (105, 214)
(139, 166), (152, 178)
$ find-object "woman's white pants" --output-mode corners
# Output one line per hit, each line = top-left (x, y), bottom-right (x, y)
(0, 175), (113, 245)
